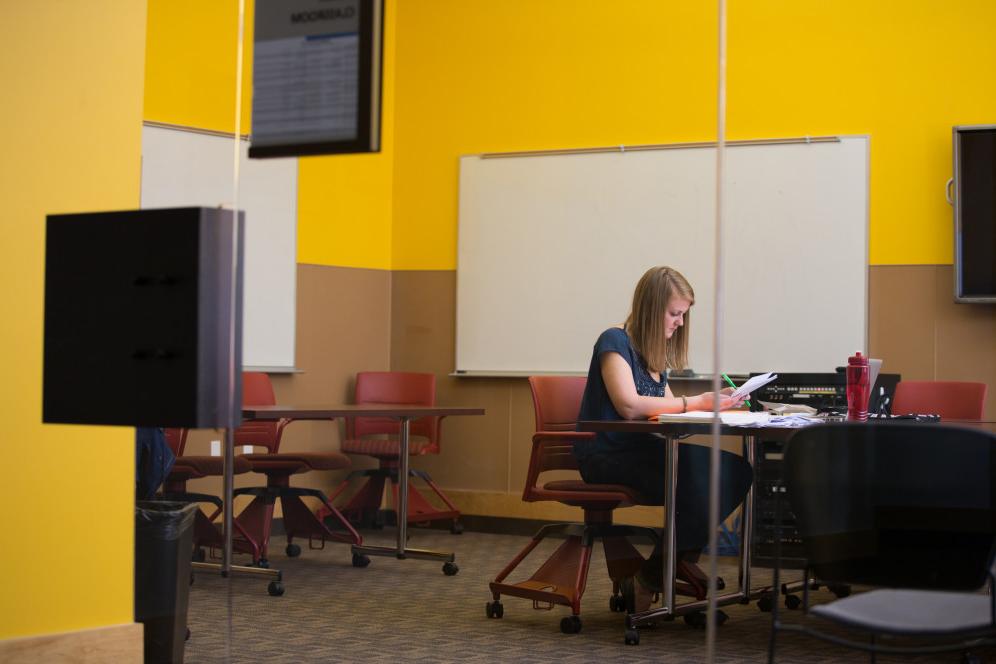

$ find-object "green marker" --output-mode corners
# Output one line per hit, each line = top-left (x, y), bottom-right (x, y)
(721, 373), (751, 408)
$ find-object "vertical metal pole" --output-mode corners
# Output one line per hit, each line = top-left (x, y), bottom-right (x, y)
(222, 0), (246, 581)
(396, 417), (411, 558)
(222, 426), (235, 576)
(707, 1), (729, 658)
(662, 436), (679, 613)
(739, 434), (757, 595)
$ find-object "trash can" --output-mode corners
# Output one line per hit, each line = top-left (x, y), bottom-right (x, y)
(135, 501), (198, 664)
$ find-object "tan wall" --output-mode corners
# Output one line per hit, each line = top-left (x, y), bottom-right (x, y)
(869, 265), (996, 418)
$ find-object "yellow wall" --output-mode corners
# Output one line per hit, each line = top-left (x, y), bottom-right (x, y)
(144, 0), (254, 134)
(146, 1), (996, 270)
(0, 2), (147, 639)
(144, 0), (397, 270)
(297, 2), (397, 270)
(390, 0), (996, 269)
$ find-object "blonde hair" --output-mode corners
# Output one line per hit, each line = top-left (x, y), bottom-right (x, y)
(624, 266), (694, 374)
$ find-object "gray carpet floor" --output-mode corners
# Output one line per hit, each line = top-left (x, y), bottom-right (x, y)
(183, 527), (994, 663)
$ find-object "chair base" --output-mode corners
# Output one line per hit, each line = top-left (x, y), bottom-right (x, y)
(160, 490), (264, 564)
(489, 521), (657, 617)
(323, 467), (461, 529)
(235, 484), (362, 565)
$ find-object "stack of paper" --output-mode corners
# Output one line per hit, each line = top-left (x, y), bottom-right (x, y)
(655, 411), (772, 426)
(730, 372), (778, 400)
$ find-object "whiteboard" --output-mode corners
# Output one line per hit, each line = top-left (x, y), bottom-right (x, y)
(456, 137), (868, 376)
(140, 124), (298, 370)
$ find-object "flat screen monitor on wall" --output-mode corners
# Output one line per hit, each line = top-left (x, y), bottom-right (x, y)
(953, 125), (996, 303)
(249, 0), (383, 158)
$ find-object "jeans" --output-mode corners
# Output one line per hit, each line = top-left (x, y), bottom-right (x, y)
(578, 441), (753, 589)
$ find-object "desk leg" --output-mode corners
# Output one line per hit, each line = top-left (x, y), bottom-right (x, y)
(396, 417), (411, 557)
(739, 434), (757, 596)
(662, 435), (679, 613)
(351, 416), (457, 569)
(626, 435), (679, 635)
(223, 427), (234, 575)
(626, 433), (761, 638)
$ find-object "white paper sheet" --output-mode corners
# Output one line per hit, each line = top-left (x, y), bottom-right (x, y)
(730, 372), (778, 400)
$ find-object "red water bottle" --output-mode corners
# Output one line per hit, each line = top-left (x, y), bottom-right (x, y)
(846, 351), (870, 421)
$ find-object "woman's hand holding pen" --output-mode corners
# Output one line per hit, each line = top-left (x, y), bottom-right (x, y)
(694, 388), (747, 411)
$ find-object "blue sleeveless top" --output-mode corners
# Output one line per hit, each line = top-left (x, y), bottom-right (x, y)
(575, 327), (666, 459)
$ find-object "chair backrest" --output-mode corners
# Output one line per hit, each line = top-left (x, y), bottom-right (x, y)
(163, 427), (188, 456)
(784, 422), (996, 591)
(529, 375), (588, 433)
(346, 371), (438, 443)
(892, 381), (987, 420)
(525, 376), (591, 480)
(234, 371), (283, 452)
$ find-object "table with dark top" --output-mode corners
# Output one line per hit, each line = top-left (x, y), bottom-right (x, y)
(576, 417), (995, 640)
(243, 404), (485, 571)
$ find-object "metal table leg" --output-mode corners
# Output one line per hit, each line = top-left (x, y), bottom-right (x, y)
(192, 427), (282, 593)
(739, 434), (757, 595)
(626, 433), (765, 637)
(351, 417), (457, 568)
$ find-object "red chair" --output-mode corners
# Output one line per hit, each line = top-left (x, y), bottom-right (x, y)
(234, 372), (365, 568)
(487, 376), (657, 634)
(322, 371), (462, 533)
(160, 428), (262, 564)
(892, 381), (987, 420)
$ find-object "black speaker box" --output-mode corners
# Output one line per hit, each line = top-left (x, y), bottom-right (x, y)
(43, 207), (243, 428)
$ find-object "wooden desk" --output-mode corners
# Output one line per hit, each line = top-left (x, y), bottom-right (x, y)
(243, 404), (485, 573)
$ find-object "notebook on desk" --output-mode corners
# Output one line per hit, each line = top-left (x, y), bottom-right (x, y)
(654, 411), (772, 426)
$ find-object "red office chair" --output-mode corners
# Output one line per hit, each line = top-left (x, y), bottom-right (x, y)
(321, 371), (462, 533)
(234, 372), (365, 568)
(160, 428), (262, 564)
(487, 376), (658, 634)
(892, 381), (987, 420)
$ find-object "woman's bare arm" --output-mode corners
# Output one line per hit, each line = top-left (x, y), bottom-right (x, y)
(601, 353), (743, 419)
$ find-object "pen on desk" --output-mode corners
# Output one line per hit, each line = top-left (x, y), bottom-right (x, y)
(721, 373), (751, 408)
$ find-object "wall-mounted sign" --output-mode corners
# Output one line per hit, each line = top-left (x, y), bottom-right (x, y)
(250, 0), (383, 158)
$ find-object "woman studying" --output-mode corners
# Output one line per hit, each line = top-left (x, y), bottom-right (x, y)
(575, 265), (753, 611)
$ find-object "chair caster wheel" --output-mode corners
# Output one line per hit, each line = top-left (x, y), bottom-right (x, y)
(185, 627), (191, 642)
(442, 561), (459, 576)
(191, 547), (206, 563)
(352, 553), (371, 568)
(485, 600), (504, 619)
(450, 521), (464, 535)
(624, 628), (640, 645)
(785, 594), (802, 610)
(609, 594), (627, 612)
(758, 592), (774, 612)
(560, 615), (582, 634)
(286, 543), (301, 558)
(256, 558), (270, 569)
(267, 581), (284, 597)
